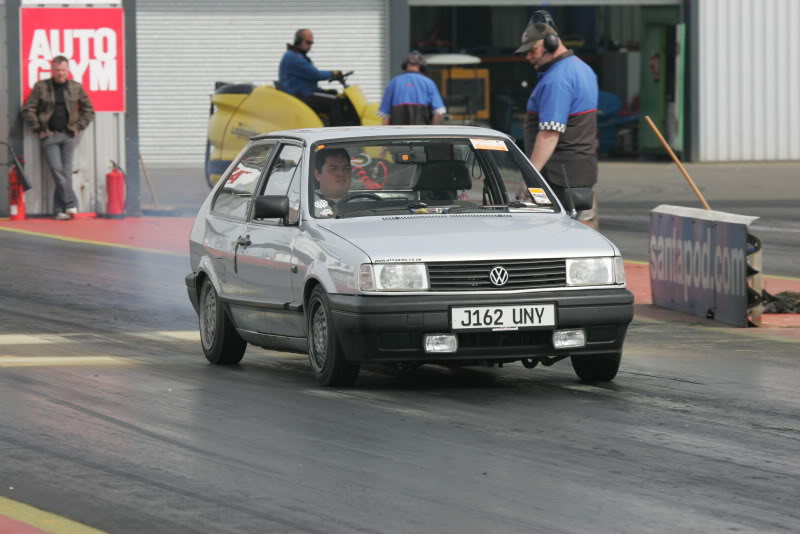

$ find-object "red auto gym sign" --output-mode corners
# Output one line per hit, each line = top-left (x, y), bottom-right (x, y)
(21, 7), (125, 112)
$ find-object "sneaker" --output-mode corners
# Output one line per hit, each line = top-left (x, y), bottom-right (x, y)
(65, 207), (78, 218)
(55, 212), (70, 220)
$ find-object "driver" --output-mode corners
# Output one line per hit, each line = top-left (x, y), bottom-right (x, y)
(313, 148), (352, 217)
(278, 29), (347, 126)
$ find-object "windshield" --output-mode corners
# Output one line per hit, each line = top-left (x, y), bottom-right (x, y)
(309, 137), (559, 218)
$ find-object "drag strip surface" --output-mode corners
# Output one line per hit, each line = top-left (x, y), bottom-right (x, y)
(1, 230), (798, 533)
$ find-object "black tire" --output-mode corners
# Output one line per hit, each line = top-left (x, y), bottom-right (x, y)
(571, 352), (621, 382)
(306, 286), (360, 386)
(199, 279), (246, 365)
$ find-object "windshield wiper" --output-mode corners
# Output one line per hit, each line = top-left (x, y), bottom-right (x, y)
(336, 202), (426, 219)
(447, 201), (556, 213)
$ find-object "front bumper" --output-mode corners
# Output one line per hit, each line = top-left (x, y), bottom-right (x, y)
(328, 288), (634, 363)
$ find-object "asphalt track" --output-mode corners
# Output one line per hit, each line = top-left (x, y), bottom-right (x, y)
(1, 226), (799, 533)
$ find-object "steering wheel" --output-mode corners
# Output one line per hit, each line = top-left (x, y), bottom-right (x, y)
(336, 70), (355, 88)
(336, 192), (384, 204)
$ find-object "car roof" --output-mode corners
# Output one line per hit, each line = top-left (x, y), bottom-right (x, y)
(251, 125), (512, 144)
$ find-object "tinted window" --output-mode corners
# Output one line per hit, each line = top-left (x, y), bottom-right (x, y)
(212, 143), (275, 219)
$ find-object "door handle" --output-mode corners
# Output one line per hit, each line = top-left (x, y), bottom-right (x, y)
(233, 235), (250, 274)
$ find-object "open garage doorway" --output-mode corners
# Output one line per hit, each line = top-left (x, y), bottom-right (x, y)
(408, 2), (684, 159)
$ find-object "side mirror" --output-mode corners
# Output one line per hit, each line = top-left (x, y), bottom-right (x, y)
(253, 195), (289, 219)
(568, 187), (594, 212)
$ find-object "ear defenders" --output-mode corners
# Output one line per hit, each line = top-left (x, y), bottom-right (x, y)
(543, 33), (560, 53)
(531, 9), (560, 54)
(401, 51), (426, 72)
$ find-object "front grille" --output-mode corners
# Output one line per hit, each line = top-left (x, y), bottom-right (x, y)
(427, 258), (566, 291)
(458, 330), (552, 349)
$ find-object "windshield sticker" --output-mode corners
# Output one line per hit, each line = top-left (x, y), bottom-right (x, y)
(469, 138), (507, 151)
(528, 188), (552, 204)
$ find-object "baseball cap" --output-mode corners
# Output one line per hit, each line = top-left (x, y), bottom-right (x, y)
(514, 23), (557, 54)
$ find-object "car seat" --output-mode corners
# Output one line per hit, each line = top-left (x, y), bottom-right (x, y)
(414, 160), (471, 201)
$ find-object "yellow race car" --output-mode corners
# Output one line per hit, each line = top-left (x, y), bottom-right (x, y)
(206, 72), (381, 186)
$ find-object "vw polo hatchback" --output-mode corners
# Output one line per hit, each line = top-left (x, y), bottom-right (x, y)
(186, 126), (633, 386)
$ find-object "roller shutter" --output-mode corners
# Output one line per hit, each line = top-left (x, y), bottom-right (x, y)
(137, 0), (387, 167)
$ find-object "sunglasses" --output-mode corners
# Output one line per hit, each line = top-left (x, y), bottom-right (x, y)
(304, 39), (314, 45)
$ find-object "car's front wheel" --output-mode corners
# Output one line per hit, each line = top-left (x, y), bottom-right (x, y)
(307, 286), (360, 386)
(571, 352), (621, 382)
(199, 279), (246, 365)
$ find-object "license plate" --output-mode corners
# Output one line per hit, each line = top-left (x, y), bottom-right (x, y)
(451, 304), (555, 331)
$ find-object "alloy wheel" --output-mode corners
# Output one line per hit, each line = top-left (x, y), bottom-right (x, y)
(310, 300), (328, 372)
(200, 284), (217, 350)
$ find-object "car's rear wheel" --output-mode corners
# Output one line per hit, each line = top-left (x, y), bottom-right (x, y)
(571, 352), (621, 382)
(199, 279), (246, 365)
(307, 286), (360, 386)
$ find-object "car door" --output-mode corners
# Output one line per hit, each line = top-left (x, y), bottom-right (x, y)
(206, 142), (276, 297)
(234, 143), (305, 337)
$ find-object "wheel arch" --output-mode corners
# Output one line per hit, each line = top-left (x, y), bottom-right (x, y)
(303, 277), (323, 314)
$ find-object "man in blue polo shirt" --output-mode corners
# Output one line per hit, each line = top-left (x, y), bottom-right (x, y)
(516, 21), (600, 229)
(279, 29), (346, 125)
(379, 52), (446, 125)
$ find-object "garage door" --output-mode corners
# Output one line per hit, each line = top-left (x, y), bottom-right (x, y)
(137, 0), (387, 167)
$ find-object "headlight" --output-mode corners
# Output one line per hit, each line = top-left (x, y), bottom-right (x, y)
(614, 256), (626, 285)
(566, 257), (614, 286)
(359, 263), (429, 291)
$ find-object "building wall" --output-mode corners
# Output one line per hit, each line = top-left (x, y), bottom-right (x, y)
(137, 0), (388, 167)
(697, 0), (800, 161)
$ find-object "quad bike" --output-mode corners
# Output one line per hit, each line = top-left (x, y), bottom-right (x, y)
(206, 71), (381, 186)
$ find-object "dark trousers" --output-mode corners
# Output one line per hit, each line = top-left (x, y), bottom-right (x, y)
(301, 91), (344, 126)
(41, 132), (78, 212)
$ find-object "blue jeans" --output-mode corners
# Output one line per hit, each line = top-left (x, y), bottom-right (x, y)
(41, 132), (77, 212)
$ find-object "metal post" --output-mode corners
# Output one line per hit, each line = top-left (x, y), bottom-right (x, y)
(2, 0), (23, 218)
(122, 0), (140, 216)
(388, 0), (410, 80)
(684, 0), (700, 162)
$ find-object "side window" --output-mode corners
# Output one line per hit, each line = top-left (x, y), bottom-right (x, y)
(212, 143), (275, 219)
(261, 144), (303, 197)
(255, 144), (303, 223)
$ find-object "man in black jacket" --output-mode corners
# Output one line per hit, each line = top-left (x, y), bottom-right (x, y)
(22, 56), (95, 219)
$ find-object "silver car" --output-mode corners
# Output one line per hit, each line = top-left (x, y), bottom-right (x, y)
(186, 126), (633, 386)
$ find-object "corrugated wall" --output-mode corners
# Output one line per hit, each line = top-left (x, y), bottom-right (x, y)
(137, 0), (387, 167)
(697, 0), (800, 161)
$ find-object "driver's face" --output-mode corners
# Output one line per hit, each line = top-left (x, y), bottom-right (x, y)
(315, 155), (352, 199)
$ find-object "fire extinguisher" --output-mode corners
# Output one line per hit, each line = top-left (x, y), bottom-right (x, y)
(9, 161), (27, 221)
(106, 161), (126, 218)
(2, 141), (31, 221)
